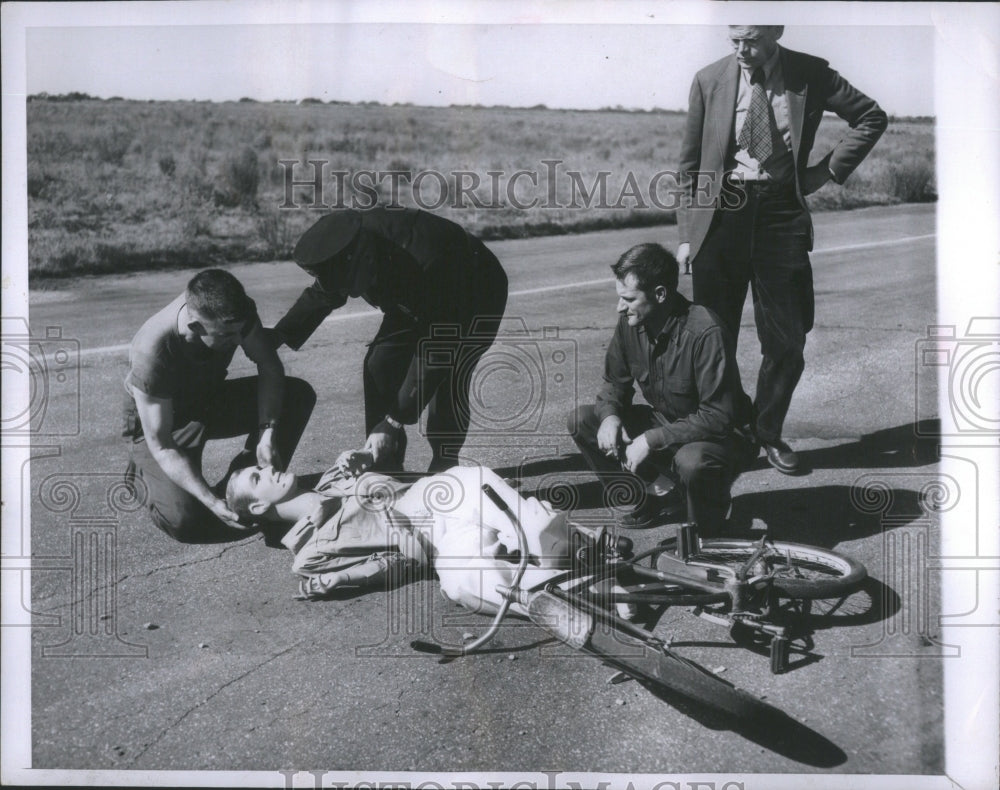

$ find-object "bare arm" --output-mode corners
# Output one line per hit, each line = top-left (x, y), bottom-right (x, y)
(242, 321), (286, 469)
(132, 389), (239, 524)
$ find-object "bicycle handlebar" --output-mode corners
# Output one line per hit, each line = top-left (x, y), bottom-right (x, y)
(411, 482), (530, 659)
(481, 482), (512, 514)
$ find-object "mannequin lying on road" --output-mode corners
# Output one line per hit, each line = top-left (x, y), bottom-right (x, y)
(226, 452), (622, 616)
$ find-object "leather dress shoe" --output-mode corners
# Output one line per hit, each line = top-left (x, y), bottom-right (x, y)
(763, 440), (800, 475)
(616, 489), (686, 530)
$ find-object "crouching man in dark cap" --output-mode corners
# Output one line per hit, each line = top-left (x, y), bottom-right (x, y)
(271, 207), (508, 473)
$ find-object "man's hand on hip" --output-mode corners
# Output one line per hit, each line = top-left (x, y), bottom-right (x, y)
(676, 242), (692, 275)
(800, 163), (833, 196)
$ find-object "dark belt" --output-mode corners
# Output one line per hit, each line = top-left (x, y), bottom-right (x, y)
(723, 173), (796, 199)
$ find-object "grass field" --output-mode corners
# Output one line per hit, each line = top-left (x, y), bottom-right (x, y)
(25, 96), (935, 281)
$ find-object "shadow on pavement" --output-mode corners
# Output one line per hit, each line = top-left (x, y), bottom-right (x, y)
(751, 420), (941, 474)
(491, 453), (589, 481)
(638, 679), (848, 767)
(730, 483), (934, 546)
(786, 575), (902, 630)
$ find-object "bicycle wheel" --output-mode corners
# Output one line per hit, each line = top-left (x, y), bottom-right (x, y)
(676, 539), (867, 600)
(575, 568), (730, 608)
(526, 589), (772, 720)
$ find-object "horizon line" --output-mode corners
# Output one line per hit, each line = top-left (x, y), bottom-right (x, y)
(25, 92), (937, 121)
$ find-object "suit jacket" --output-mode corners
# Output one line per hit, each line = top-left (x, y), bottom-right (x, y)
(676, 46), (888, 261)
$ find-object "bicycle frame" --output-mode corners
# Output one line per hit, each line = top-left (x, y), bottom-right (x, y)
(413, 484), (861, 676)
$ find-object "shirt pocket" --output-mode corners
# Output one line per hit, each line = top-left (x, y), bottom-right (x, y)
(664, 377), (698, 416)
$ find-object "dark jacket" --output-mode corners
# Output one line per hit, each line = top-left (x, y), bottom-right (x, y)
(595, 295), (753, 451)
(275, 207), (507, 350)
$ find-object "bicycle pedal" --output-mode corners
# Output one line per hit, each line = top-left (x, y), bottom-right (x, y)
(694, 608), (732, 628)
(770, 636), (790, 674)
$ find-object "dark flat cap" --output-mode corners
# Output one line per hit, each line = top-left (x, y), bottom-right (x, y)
(293, 210), (362, 270)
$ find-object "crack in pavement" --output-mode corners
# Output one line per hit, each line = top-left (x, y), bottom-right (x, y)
(128, 538), (262, 581)
(30, 539), (262, 617)
(125, 639), (305, 767)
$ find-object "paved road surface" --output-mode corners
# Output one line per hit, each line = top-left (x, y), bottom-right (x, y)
(15, 204), (947, 780)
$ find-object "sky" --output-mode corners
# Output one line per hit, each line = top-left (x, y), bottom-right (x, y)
(21, 11), (936, 116)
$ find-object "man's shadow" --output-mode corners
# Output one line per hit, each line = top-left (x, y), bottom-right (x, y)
(729, 483), (934, 547)
(749, 419), (941, 474)
(497, 420), (943, 541)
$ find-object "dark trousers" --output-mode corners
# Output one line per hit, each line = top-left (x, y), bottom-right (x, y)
(692, 181), (813, 445)
(124, 376), (316, 543)
(364, 260), (508, 473)
(567, 404), (753, 535)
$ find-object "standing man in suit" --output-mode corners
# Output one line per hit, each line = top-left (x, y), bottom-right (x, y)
(270, 207), (508, 473)
(676, 26), (887, 473)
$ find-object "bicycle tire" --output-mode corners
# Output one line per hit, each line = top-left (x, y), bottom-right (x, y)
(575, 574), (729, 608)
(674, 539), (867, 600)
(526, 589), (771, 720)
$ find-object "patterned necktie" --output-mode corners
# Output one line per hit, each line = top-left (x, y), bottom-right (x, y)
(738, 67), (773, 163)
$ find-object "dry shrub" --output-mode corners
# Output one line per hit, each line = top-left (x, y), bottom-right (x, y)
(887, 159), (936, 202)
(93, 125), (134, 165)
(254, 206), (300, 257)
(214, 146), (260, 208)
(158, 154), (177, 177)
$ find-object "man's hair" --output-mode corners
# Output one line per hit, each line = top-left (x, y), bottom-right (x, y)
(186, 269), (254, 323)
(611, 243), (679, 293)
(225, 471), (258, 525)
(729, 24), (784, 37)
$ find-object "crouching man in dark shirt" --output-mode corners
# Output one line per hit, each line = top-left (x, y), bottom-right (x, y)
(567, 243), (756, 533)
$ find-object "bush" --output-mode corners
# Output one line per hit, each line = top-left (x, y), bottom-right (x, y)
(180, 164), (213, 203)
(93, 126), (133, 165)
(27, 164), (52, 199)
(158, 154), (176, 177)
(214, 146), (259, 208)
(255, 206), (300, 257)
(888, 159), (936, 202)
(180, 200), (212, 238)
